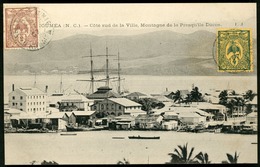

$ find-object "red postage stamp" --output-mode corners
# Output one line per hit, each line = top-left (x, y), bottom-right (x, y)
(5, 7), (38, 49)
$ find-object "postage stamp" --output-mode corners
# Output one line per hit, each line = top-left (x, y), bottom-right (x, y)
(5, 7), (38, 49)
(217, 28), (253, 72)
(4, 7), (54, 50)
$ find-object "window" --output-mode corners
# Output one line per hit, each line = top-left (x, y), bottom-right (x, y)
(28, 102), (29, 105)
(37, 102), (38, 105)
(34, 102), (35, 105)
(20, 103), (23, 106)
(106, 104), (109, 109)
(43, 102), (45, 105)
(20, 109), (23, 111)
(31, 102), (32, 105)
(43, 108), (45, 111)
(20, 96), (23, 100)
(12, 103), (15, 106)
(101, 104), (104, 109)
(40, 102), (41, 105)
(40, 108), (41, 111)
(28, 109), (29, 111)
(119, 105), (122, 110)
(12, 96), (15, 100)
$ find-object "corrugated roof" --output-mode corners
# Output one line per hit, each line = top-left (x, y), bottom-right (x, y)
(46, 112), (68, 119)
(73, 110), (96, 116)
(126, 92), (147, 97)
(178, 112), (202, 118)
(4, 108), (23, 114)
(16, 87), (46, 95)
(108, 98), (142, 107)
(161, 91), (174, 96)
(61, 94), (92, 102)
(87, 88), (121, 99)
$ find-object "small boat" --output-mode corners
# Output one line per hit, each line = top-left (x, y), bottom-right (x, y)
(65, 125), (104, 132)
(128, 136), (160, 139)
(112, 137), (125, 139)
(60, 133), (77, 136)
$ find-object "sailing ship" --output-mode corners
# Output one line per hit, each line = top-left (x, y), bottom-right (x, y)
(76, 44), (127, 96)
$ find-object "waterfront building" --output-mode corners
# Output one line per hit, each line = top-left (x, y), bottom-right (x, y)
(4, 112), (12, 128)
(110, 114), (135, 130)
(161, 90), (175, 99)
(135, 114), (164, 129)
(178, 112), (206, 125)
(73, 110), (96, 126)
(44, 112), (69, 130)
(246, 112), (257, 124)
(87, 86), (121, 103)
(59, 94), (94, 112)
(8, 87), (47, 113)
(190, 102), (227, 121)
(63, 112), (77, 126)
(246, 95), (258, 112)
(91, 98), (145, 117)
(125, 92), (147, 100)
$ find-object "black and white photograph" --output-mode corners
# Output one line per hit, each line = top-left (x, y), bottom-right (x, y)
(3, 3), (258, 165)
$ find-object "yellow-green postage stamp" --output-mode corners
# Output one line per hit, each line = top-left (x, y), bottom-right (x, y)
(217, 28), (253, 72)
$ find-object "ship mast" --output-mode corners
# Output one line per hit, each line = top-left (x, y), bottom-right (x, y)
(117, 51), (121, 94)
(90, 44), (94, 93)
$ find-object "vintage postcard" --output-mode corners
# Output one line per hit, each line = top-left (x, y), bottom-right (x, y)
(3, 3), (257, 165)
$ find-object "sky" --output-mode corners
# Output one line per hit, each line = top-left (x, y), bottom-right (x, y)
(4, 3), (257, 40)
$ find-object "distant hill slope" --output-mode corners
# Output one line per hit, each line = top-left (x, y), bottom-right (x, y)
(4, 30), (257, 75)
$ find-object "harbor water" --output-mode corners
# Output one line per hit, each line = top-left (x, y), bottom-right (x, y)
(5, 131), (257, 164)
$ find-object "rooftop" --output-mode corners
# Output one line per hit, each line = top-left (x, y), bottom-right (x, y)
(11, 87), (46, 95)
(108, 98), (142, 107)
(126, 92), (147, 97)
(87, 87), (121, 99)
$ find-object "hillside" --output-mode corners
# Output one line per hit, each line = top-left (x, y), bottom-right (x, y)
(4, 30), (257, 76)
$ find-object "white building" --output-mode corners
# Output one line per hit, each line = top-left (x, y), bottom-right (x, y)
(9, 87), (47, 113)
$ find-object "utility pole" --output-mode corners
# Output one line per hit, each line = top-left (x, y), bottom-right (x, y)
(34, 73), (37, 88)
(60, 73), (63, 93)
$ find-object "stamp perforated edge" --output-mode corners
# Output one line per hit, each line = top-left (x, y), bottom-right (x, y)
(216, 28), (253, 73)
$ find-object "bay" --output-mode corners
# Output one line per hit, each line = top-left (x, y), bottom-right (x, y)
(5, 131), (257, 165)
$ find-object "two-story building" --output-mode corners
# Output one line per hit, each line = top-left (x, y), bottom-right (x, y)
(92, 98), (145, 117)
(8, 87), (47, 113)
(87, 86), (121, 103)
(59, 94), (93, 112)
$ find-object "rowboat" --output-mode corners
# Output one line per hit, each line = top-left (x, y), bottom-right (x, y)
(128, 136), (160, 139)
(65, 125), (103, 132)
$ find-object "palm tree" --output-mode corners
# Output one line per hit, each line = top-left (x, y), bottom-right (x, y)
(167, 143), (197, 164)
(117, 158), (130, 165)
(219, 90), (228, 106)
(222, 151), (239, 164)
(195, 152), (211, 164)
(183, 94), (192, 104)
(190, 87), (202, 103)
(172, 90), (183, 104)
(244, 90), (255, 102)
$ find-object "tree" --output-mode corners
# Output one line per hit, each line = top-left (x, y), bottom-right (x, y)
(117, 158), (130, 165)
(167, 143), (198, 164)
(219, 90), (228, 106)
(172, 90), (183, 103)
(133, 98), (165, 114)
(244, 90), (255, 101)
(190, 87), (203, 103)
(222, 151), (239, 164)
(195, 152), (211, 164)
